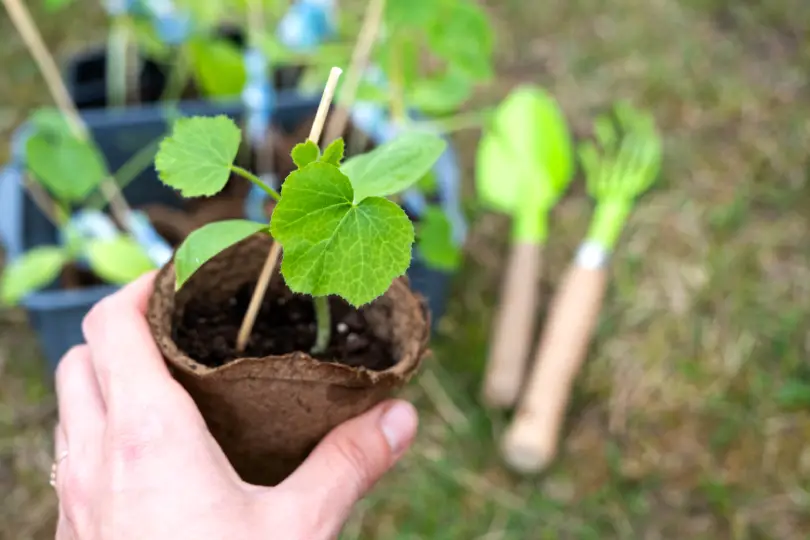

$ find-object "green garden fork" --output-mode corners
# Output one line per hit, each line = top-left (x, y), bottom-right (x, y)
(501, 101), (663, 473)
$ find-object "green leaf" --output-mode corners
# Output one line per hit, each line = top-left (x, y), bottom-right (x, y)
(353, 80), (390, 103)
(416, 170), (438, 195)
(292, 140), (321, 169)
(174, 0), (226, 28)
(408, 69), (473, 115)
(187, 38), (247, 98)
(385, 0), (437, 27)
(340, 131), (447, 203)
(776, 380), (810, 409)
(44, 0), (73, 12)
(155, 115), (242, 197)
(270, 162), (414, 306)
(427, 0), (494, 80)
(320, 138), (345, 166)
(0, 247), (66, 305)
(29, 108), (73, 134)
(258, 34), (303, 66)
(174, 220), (268, 290)
(376, 34), (420, 90)
(130, 18), (172, 60)
(25, 130), (108, 203)
(417, 206), (461, 271)
(85, 236), (156, 285)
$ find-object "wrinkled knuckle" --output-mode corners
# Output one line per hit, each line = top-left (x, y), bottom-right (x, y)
(60, 465), (92, 524)
(108, 405), (165, 467)
(55, 346), (87, 386)
(326, 435), (375, 493)
(82, 296), (114, 339)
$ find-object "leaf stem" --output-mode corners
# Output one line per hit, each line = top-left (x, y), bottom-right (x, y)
(87, 136), (162, 210)
(235, 67), (343, 354)
(389, 34), (407, 124)
(107, 16), (128, 108)
(231, 165), (281, 201)
(311, 296), (331, 354)
(159, 47), (190, 104)
(21, 173), (66, 227)
(410, 107), (495, 134)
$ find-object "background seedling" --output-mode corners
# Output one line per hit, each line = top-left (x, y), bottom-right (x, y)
(2, 0), (142, 233)
(0, 0), (170, 302)
(0, 109), (160, 305)
(154, 66), (447, 357)
(501, 101), (663, 474)
(475, 85), (574, 409)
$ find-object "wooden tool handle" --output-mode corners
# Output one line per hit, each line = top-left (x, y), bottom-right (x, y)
(501, 263), (608, 472)
(482, 242), (543, 408)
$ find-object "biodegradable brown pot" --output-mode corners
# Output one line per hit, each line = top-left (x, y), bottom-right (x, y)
(146, 233), (431, 486)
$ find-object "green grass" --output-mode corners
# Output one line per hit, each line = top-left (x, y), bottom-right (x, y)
(3, 0), (810, 538)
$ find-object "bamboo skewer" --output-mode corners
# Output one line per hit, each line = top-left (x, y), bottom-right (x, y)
(2, 0), (134, 232)
(236, 67), (343, 352)
(322, 0), (386, 144)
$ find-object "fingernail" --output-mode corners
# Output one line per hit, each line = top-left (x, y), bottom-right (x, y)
(380, 401), (418, 455)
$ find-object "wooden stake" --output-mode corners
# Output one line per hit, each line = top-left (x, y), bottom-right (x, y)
(236, 67), (343, 352)
(21, 173), (64, 226)
(2, 0), (133, 229)
(322, 0), (386, 144)
(246, 0), (276, 180)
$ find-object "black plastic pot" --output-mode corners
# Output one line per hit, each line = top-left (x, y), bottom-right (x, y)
(63, 42), (305, 110)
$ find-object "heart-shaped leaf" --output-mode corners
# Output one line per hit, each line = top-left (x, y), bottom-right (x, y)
(155, 115), (242, 197)
(270, 162), (414, 306)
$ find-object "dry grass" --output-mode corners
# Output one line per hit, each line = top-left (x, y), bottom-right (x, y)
(2, 0), (810, 538)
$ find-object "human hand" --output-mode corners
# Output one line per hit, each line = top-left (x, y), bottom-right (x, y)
(52, 272), (418, 540)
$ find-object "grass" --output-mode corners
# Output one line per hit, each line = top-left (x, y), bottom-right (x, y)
(2, 0), (810, 538)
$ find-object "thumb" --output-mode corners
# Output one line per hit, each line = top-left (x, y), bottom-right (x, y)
(278, 400), (418, 535)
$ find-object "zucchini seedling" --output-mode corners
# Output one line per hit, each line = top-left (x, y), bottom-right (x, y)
(0, 111), (157, 305)
(153, 97), (446, 355)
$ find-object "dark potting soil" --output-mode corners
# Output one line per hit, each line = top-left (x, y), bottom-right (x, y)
(61, 263), (104, 289)
(173, 279), (396, 372)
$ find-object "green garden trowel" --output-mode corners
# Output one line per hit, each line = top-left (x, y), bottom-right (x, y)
(502, 101), (663, 473)
(476, 86), (574, 409)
